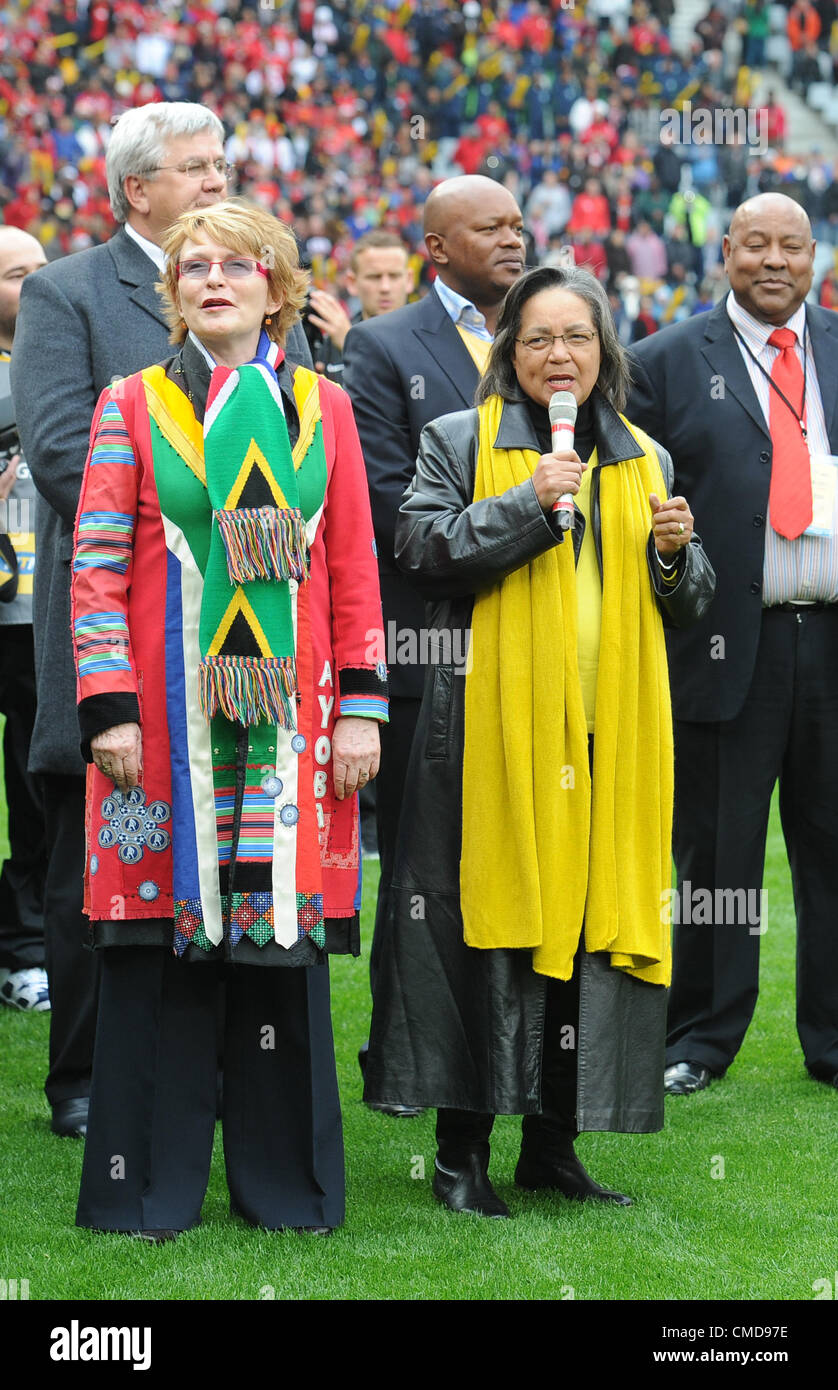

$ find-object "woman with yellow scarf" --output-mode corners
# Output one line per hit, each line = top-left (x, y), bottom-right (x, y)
(364, 266), (715, 1218)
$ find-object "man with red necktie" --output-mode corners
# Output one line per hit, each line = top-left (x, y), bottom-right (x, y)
(627, 193), (838, 1095)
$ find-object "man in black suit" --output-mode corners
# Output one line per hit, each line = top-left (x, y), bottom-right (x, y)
(343, 175), (526, 1119)
(627, 193), (838, 1095)
(13, 101), (312, 1138)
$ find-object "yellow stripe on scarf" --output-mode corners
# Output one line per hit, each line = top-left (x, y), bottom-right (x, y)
(460, 394), (673, 986)
(291, 366), (321, 470)
(142, 366), (206, 486)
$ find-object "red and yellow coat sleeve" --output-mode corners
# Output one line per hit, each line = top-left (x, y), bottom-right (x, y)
(318, 378), (389, 722)
(71, 386), (142, 759)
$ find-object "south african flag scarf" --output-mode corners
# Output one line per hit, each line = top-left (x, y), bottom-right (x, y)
(200, 352), (326, 726)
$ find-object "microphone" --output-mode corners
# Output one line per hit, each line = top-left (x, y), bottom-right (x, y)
(548, 390), (578, 531)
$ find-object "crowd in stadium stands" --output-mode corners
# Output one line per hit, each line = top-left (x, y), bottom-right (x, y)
(1, 0), (837, 336)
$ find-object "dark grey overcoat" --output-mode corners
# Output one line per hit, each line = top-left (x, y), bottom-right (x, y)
(364, 390), (716, 1131)
(12, 227), (312, 776)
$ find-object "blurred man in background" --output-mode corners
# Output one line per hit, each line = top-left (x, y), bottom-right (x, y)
(0, 227), (49, 1015)
(308, 230), (414, 382)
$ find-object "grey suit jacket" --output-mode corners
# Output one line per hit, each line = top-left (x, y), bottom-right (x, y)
(12, 226), (312, 774)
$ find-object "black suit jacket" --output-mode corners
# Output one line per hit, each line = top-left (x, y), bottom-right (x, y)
(627, 297), (838, 723)
(342, 288), (482, 697)
(13, 227), (312, 774)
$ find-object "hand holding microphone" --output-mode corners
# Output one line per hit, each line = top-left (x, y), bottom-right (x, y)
(532, 391), (585, 526)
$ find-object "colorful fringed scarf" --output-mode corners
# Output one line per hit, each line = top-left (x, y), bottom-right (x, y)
(199, 356), (325, 729)
(459, 393), (674, 986)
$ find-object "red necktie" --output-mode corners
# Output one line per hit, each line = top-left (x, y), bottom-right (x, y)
(767, 327), (811, 540)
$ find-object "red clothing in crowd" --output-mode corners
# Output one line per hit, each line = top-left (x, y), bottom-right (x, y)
(787, 1), (821, 48)
(759, 101), (787, 145)
(567, 191), (612, 235)
(569, 237), (608, 280)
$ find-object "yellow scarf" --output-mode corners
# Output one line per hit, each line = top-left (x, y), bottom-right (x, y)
(460, 394), (673, 985)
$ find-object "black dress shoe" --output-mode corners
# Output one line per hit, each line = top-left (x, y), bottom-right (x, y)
(432, 1154), (511, 1218)
(51, 1097), (89, 1138)
(514, 1153), (633, 1205)
(366, 1100), (425, 1118)
(129, 1229), (181, 1244)
(664, 1061), (715, 1095)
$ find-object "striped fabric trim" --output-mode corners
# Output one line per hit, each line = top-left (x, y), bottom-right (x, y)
(90, 401), (135, 467)
(74, 610), (131, 677)
(339, 695), (389, 721)
(214, 785), (276, 862)
(73, 510), (134, 574)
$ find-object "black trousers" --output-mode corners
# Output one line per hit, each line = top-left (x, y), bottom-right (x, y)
(666, 607), (838, 1080)
(41, 773), (100, 1106)
(77, 947), (344, 1232)
(436, 956), (581, 1168)
(0, 625), (46, 970)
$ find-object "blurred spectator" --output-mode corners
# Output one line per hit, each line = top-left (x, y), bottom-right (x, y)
(787, 0), (822, 51)
(309, 229), (413, 381)
(664, 220), (702, 279)
(567, 225), (609, 279)
(818, 262), (838, 307)
(740, 0), (770, 69)
(790, 39), (824, 93)
(567, 177), (611, 236)
(695, 3), (728, 51)
(526, 169), (572, 239)
(669, 189), (714, 247)
(758, 91), (788, 149)
(653, 129), (684, 194)
(626, 218), (668, 279)
(604, 227), (632, 283)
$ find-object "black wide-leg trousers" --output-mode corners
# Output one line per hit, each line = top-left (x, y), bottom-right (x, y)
(666, 606), (838, 1080)
(77, 947), (344, 1232)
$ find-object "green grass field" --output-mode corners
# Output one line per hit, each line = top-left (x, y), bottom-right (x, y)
(0, 783), (835, 1303)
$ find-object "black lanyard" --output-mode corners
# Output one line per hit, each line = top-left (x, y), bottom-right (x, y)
(731, 318), (809, 441)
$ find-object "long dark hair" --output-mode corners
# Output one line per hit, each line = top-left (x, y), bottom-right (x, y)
(475, 264), (630, 412)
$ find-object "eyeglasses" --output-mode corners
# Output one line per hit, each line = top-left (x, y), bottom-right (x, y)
(141, 159), (234, 180)
(176, 258), (269, 280)
(516, 330), (598, 352)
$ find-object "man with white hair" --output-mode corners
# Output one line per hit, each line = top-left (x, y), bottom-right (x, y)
(12, 102), (311, 1140)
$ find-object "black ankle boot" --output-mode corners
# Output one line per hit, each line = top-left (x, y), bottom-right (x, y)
(432, 1152), (511, 1218)
(515, 1152), (633, 1206)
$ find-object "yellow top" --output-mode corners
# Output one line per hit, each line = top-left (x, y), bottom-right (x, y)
(572, 463), (602, 734)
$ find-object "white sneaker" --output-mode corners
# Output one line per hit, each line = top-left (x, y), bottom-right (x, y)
(0, 967), (51, 1012)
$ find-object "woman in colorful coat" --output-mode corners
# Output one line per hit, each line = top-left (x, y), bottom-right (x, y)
(364, 265), (715, 1217)
(71, 200), (388, 1238)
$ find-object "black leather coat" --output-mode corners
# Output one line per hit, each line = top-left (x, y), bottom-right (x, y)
(364, 390), (716, 1129)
